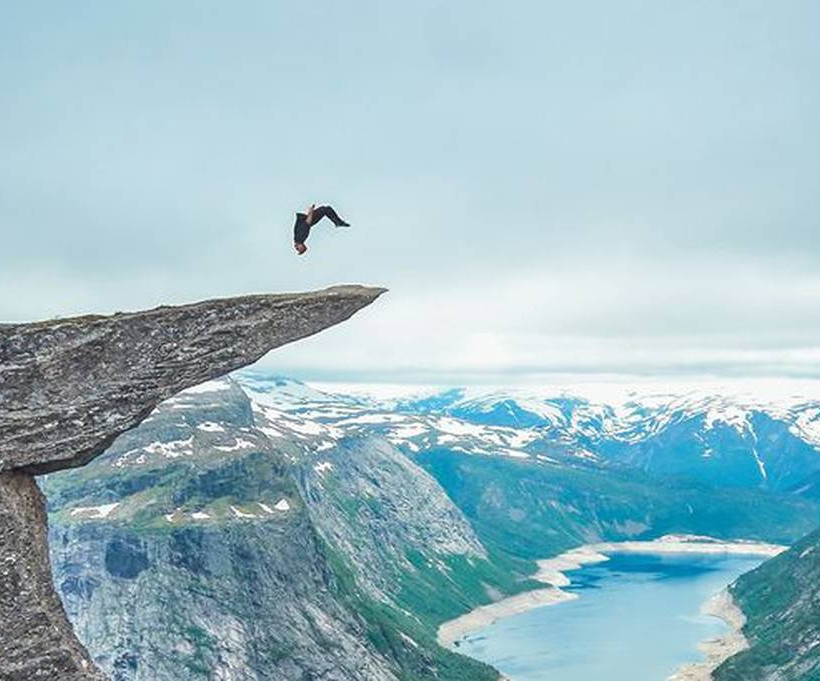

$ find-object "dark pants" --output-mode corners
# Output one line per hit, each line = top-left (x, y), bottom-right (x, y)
(308, 205), (347, 227)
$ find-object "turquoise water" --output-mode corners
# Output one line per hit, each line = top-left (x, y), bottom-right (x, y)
(456, 553), (764, 681)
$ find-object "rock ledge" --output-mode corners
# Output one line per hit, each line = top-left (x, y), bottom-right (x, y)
(0, 285), (384, 680)
(1, 285), (384, 475)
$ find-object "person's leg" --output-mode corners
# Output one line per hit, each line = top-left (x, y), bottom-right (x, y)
(309, 205), (349, 227)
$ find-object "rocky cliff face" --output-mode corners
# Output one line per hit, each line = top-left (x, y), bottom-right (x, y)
(46, 410), (400, 681)
(1, 286), (384, 475)
(0, 286), (384, 680)
(1, 472), (106, 681)
(290, 435), (487, 598)
(44, 378), (504, 681)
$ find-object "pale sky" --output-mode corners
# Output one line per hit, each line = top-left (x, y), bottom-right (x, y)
(2, 2), (819, 382)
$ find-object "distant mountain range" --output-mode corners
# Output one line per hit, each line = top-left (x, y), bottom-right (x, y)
(43, 373), (820, 680)
(243, 374), (820, 496)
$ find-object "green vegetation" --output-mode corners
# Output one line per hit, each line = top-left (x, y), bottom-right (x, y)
(417, 449), (820, 561)
(178, 625), (218, 676)
(45, 450), (299, 533)
(322, 540), (501, 681)
(714, 528), (820, 680)
(395, 549), (537, 627)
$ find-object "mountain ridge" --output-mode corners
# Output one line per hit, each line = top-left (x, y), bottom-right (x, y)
(43, 373), (820, 680)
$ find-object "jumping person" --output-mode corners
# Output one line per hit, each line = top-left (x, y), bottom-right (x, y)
(293, 204), (350, 255)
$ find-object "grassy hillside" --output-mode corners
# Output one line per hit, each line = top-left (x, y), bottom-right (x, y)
(417, 449), (820, 560)
(714, 527), (820, 680)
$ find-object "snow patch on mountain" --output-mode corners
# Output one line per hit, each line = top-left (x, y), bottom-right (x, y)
(144, 437), (194, 459)
(314, 461), (333, 476)
(70, 503), (119, 519)
(790, 406), (820, 447)
(230, 373), (820, 489)
(214, 438), (256, 452)
(230, 505), (257, 519)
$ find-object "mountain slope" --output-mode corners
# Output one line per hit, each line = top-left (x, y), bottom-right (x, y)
(237, 377), (820, 557)
(416, 448), (820, 561)
(714, 528), (820, 680)
(245, 379), (820, 498)
(44, 380), (511, 681)
(43, 375), (820, 680)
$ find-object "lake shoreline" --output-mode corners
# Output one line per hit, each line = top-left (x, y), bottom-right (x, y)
(667, 589), (749, 681)
(437, 535), (784, 651)
(437, 587), (578, 649)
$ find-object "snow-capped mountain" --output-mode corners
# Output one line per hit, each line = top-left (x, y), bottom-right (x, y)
(236, 374), (820, 494)
(44, 372), (820, 681)
(44, 374), (501, 681)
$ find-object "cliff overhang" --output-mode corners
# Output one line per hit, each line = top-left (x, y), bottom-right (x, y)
(0, 284), (384, 680)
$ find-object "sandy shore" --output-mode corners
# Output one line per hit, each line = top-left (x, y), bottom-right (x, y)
(437, 535), (784, 650)
(667, 589), (749, 681)
(437, 587), (577, 648)
(534, 546), (611, 587)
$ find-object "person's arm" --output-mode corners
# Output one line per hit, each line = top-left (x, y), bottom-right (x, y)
(306, 203), (316, 225)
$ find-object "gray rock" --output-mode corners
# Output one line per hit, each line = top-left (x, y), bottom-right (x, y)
(0, 286), (384, 680)
(45, 377), (492, 681)
(0, 285), (385, 475)
(0, 471), (105, 680)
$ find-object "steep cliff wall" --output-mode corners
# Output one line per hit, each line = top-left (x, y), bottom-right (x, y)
(0, 285), (384, 680)
(44, 378), (503, 681)
(1, 472), (107, 680)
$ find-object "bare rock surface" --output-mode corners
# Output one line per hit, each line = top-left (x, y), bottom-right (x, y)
(0, 285), (384, 680)
(0, 471), (106, 680)
(0, 285), (384, 475)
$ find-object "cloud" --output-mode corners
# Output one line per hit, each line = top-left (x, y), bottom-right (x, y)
(259, 258), (820, 381)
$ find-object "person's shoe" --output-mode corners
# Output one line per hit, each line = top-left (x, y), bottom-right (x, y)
(337, 221), (351, 227)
